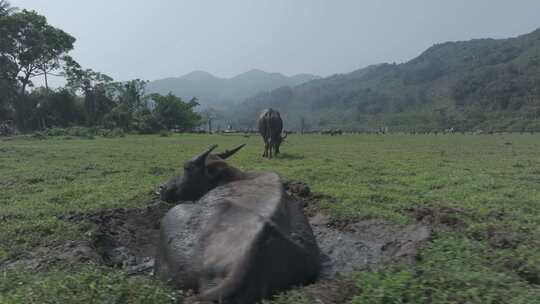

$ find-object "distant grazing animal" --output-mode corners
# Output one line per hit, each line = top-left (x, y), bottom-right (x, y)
(156, 145), (320, 304)
(321, 129), (343, 136)
(330, 129), (342, 136)
(445, 127), (455, 134)
(257, 108), (287, 158)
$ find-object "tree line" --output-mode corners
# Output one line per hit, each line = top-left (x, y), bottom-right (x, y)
(0, 1), (201, 134)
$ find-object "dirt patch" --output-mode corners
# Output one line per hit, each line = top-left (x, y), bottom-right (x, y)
(403, 205), (470, 231)
(485, 226), (525, 249)
(302, 277), (360, 304)
(80, 182), (429, 288)
(284, 181), (337, 217)
(67, 200), (173, 275)
(310, 213), (431, 278)
(285, 181), (432, 279)
(0, 240), (102, 272)
(0, 199), (172, 274)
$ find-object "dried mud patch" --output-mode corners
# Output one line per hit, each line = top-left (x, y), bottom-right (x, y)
(66, 200), (173, 275)
(0, 240), (103, 272)
(403, 204), (471, 231)
(285, 181), (432, 279)
(310, 213), (431, 278)
(1, 199), (173, 275)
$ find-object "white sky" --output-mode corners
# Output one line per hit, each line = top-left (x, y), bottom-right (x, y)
(10, 0), (540, 86)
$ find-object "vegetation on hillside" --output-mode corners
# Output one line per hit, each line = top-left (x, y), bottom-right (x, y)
(230, 28), (540, 132)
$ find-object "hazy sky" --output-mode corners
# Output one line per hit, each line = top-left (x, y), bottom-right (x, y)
(10, 0), (540, 84)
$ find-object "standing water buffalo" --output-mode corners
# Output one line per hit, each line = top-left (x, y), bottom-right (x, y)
(157, 144), (321, 304)
(257, 108), (287, 158)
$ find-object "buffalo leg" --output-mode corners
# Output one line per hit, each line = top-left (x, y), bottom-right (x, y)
(263, 141), (269, 158)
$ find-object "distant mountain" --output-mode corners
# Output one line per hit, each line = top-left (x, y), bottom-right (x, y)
(146, 69), (320, 109)
(179, 70), (219, 81)
(230, 28), (540, 132)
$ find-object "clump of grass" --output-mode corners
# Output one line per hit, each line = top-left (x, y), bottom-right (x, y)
(0, 267), (180, 304)
(351, 235), (537, 304)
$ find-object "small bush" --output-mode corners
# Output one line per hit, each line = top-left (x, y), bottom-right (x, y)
(30, 132), (47, 140)
(103, 128), (126, 138)
(159, 130), (171, 137)
(44, 127), (67, 136)
(66, 126), (94, 137)
(40, 127), (99, 139)
(133, 111), (164, 134)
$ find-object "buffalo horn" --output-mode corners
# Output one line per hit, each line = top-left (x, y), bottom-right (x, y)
(217, 144), (246, 159)
(192, 144), (218, 165)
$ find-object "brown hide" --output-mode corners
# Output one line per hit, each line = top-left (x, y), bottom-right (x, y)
(155, 172), (320, 303)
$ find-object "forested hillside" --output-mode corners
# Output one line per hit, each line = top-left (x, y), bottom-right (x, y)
(147, 69), (319, 109)
(231, 28), (540, 132)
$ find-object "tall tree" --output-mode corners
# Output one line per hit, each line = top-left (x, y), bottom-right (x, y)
(0, 1), (16, 120)
(32, 87), (83, 128)
(104, 79), (149, 129)
(151, 93), (201, 130)
(116, 79), (148, 111)
(64, 57), (116, 125)
(0, 9), (75, 94)
(0, 7), (75, 129)
(200, 107), (223, 133)
(0, 53), (17, 120)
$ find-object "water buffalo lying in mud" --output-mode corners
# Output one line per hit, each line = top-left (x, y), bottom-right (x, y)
(157, 145), (321, 303)
(258, 108), (287, 158)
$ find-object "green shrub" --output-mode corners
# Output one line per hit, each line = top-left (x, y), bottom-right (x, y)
(65, 126), (93, 137)
(30, 132), (47, 140)
(43, 127), (67, 136)
(133, 110), (164, 134)
(159, 130), (171, 137)
(103, 128), (126, 138)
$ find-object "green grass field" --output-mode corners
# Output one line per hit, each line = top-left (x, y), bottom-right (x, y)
(1, 134), (539, 303)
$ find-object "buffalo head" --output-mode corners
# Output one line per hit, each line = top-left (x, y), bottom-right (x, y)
(159, 144), (246, 203)
(274, 132), (288, 155)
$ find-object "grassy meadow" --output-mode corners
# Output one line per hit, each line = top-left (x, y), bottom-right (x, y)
(1, 133), (539, 303)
